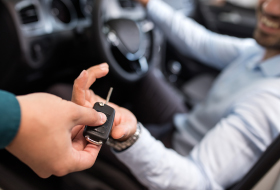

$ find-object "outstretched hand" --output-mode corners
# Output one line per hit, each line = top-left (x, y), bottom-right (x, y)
(6, 92), (107, 178)
(5, 63), (136, 179)
(72, 63), (138, 142)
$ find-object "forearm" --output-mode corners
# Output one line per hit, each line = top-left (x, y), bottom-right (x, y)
(114, 90), (280, 190)
(146, 0), (255, 69)
(0, 90), (21, 149)
(114, 125), (212, 190)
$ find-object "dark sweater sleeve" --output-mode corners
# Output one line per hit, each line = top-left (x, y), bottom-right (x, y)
(0, 90), (21, 149)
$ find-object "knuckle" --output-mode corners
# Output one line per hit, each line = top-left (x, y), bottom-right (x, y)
(70, 105), (82, 120)
(52, 164), (69, 177)
(73, 80), (79, 88)
(37, 171), (51, 179)
(74, 81), (80, 89)
(74, 77), (79, 84)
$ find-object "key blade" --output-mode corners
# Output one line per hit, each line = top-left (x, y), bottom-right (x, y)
(105, 87), (113, 105)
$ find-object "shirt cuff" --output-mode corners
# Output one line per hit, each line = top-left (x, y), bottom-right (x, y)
(112, 123), (150, 155)
(112, 123), (168, 173)
(0, 90), (21, 149)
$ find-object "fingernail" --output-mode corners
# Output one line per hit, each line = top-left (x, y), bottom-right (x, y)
(99, 112), (107, 123)
(78, 70), (86, 79)
(116, 134), (125, 139)
(100, 63), (108, 70)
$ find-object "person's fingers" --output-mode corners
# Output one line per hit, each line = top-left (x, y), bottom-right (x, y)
(89, 90), (105, 105)
(85, 63), (109, 89)
(110, 122), (137, 141)
(72, 126), (87, 150)
(83, 89), (94, 108)
(85, 89), (91, 102)
(72, 70), (88, 106)
(71, 124), (84, 140)
(36, 170), (52, 179)
(107, 102), (120, 110)
(84, 101), (93, 108)
(72, 63), (109, 106)
(89, 90), (97, 105)
(109, 107), (137, 141)
(70, 144), (101, 172)
(72, 103), (107, 127)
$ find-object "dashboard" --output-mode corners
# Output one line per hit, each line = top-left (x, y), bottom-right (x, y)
(0, 0), (255, 94)
(3, 0), (90, 68)
(2, 0), (146, 69)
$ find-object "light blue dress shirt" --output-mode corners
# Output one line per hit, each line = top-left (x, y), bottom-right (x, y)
(114, 0), (280, 189)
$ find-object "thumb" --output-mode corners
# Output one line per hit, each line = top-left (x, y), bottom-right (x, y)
(111, 122), (136, 141)
(73, 104), (107, 127)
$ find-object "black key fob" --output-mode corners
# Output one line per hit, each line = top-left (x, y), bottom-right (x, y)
(83, 102), (115, 145)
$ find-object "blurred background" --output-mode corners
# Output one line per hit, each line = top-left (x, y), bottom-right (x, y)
(2, 0), (276, 190)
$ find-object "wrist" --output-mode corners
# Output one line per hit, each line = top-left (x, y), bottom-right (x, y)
(140, 0), (149, 7)
(107, 122), (142, 151)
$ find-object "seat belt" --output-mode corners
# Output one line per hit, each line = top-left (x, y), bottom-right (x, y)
(230, 134), (280, 190)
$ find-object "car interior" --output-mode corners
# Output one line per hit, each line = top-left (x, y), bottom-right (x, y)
(1, 0), (280, 189)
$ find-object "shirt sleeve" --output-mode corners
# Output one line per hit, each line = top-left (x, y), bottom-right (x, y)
(147, 0), (256, 70)
(113, 91), (280, 190)
(0, 90), (21, 149)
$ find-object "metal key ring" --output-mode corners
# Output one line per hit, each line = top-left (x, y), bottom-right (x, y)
(85, 135), (103, 146)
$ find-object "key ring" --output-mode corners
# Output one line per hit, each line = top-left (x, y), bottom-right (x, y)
(85, 135), (103, 146)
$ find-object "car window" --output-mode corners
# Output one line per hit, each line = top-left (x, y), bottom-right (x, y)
(226, 0), (258, 9)
(204, 0), (258, 9)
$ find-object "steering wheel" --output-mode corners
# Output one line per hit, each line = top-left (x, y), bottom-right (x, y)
(90, 0), (161, 82)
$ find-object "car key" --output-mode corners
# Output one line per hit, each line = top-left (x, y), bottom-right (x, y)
(83, 87), (115, 146)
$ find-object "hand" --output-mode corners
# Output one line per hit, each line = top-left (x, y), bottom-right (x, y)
(135, 0), (149, 7)
(6, 92), (106, 178)
(72, 63), (138, 142)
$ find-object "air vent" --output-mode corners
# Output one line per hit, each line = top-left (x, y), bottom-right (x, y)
(51, 0), (71, 24)
(19, 5), (39, 24)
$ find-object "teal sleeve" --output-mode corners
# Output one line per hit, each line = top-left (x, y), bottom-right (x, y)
(0, 90), (21, 149)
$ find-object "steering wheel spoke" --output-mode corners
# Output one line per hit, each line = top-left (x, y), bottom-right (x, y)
(140, 20), (155, 33)
(138, 56), (149, 73)
(90, 0), (161, 82)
